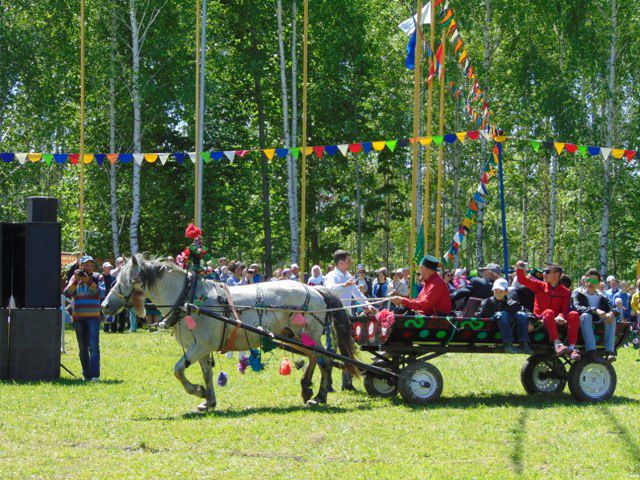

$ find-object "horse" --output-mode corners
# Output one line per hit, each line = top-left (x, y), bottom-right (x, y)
(101, 255), (359, 411)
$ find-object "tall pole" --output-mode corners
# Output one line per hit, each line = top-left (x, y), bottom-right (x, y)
(299, 0), (309, 281)
(409, 0), (424, 293)
(79, 0), (86, 253)
(194, 0), (205, 228)
(497, 142), (509, 277)
(434, 28), (446, 258)
(422, 0), (436, 255)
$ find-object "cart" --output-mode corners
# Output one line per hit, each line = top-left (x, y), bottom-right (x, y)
(352, 313), (631, 404)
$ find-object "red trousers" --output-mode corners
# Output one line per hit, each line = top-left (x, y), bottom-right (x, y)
(541, 309), (579, 345)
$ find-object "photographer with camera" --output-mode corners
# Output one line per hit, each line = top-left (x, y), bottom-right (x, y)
(63, 255), (104, 382)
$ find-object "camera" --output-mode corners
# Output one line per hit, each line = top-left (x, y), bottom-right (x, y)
(247, 269), (256, 275)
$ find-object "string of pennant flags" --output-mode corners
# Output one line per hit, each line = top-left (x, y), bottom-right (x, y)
(1, 132), (637, 166)
(443, 143), (500, 266)
(438, 0), (492, 130)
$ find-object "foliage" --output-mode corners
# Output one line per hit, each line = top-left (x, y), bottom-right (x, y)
(1, 0), (640, 278)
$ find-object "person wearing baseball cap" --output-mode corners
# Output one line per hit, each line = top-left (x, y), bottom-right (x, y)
(63, 254), (104, 381)
(451, 262), (503, 308)
(476, 278), (533, 354)
(390, 255), (452, 315)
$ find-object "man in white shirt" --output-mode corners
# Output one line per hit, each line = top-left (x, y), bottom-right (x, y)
(324, 250), (377, 391)
(324, 250), (378, 314)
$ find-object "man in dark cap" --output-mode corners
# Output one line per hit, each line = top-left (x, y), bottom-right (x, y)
(451, 262), (503, 308)
(390, 255), (452, 315)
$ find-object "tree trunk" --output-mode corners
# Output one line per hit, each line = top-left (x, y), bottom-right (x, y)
(546, 152), (558, 263)
(253, 68), (272, 277)
(109, 1), (120, 258)
(129, 0), (142, 254)
(289, 0), (299, 263)
(476, 0), (492, 268)
(600, 0), (617, 276)
(278, 0), (298, 264)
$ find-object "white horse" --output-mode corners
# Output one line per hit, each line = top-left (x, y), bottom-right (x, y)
(101, 255), (359, 411)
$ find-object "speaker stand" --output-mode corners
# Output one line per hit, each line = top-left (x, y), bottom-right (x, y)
(60, 362), (77, 378)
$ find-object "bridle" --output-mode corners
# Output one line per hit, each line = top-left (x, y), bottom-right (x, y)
(109, 278), (144, 311)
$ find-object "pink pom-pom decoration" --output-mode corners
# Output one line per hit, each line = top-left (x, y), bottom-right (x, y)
(375, 309), (396, 343)
(237, 355), (249, 374)
(291, 312), (307, 326)
(184, 315), (197, 330)
(300, 333), (316, 347)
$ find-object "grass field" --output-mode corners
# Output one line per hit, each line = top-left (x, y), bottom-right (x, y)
(1, 328), (640, 479)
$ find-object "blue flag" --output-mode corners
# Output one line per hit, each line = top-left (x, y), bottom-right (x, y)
(405, 31), (417, 69)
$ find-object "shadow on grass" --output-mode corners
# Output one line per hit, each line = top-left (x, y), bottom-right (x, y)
(600, 405), (640, 469)
(0, 378), (124, 387)
(510, 408), (529, 476)
(391, 392), (640, 410)
(135, 403), (370, 422)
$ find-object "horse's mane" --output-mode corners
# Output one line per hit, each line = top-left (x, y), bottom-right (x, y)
(120, 253), (186, 290)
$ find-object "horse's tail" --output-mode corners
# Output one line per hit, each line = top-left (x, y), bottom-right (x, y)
(315, 287), (360, 378)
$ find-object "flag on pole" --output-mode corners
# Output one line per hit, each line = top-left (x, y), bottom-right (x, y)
(411, 223), (425, 297)
(399, 3), (432, 70)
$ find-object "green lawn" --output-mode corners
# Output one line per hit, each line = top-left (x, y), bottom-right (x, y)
(1, 329), (640, 479)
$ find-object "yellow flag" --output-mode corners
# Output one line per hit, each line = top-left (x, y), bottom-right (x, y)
(418, 137), (432, 146)
(83, 154), (94, 164)
(455, 132), (466, 143)
(462, 218), (474, 228)
(554, 142), (565, 155)
(263, 149), (275, 161)
(28, 153), (42, 162)
(372, 141), (386, 151)
(144, 153), (159, 163)
(494, 135), (507, 143)
(611, 149), (625, 159)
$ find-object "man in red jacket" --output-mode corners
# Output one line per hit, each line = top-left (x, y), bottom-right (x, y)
(391, 255), (452, 315)
(515, 260), (581, 360)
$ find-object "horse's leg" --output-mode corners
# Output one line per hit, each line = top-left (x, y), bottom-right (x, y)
(312, 357), (332, 404)
(173, 343), (212, 399)
(301, 354), (317, 404)
(196, 357), (216, 412)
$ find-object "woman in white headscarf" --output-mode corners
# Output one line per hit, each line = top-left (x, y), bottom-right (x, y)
(307, 265), (324, 286)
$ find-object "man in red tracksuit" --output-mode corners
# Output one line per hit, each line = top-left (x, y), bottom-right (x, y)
(515, 260), (581, 360)
(391, 255), (452, 315)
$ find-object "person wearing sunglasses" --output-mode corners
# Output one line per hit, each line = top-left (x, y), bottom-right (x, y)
(515, 260), (581, 360)
(572, 269), (617, 362)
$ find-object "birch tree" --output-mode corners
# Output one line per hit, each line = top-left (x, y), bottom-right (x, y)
(128, 0), (164, 254)
(109, 0), (120, 258)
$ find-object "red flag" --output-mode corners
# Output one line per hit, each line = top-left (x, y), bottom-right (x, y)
(466, 130), (480, 140)
(312, 146), (324, 158)
(624, 150), (637, 161)
(69, 154), (80, 165)
(348, 143), (363, 153)
(565, 143), (578, 154)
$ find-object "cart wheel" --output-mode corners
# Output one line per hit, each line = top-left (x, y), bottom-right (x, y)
(397, 361), (443, 405)
(363, 361), (397, 398)
(521, 354), (566, 395)
(568, 357), (617, 402)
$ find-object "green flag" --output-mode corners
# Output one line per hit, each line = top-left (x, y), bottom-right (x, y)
(411, 223), (425, 298)
(530, 140), (542, 153)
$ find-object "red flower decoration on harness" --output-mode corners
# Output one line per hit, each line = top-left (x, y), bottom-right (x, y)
(185, 223), (202, 240)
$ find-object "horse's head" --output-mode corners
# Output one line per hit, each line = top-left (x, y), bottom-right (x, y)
(102, 255), (147, 318)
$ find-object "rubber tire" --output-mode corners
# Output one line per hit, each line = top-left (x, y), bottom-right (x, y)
(397, 361), (443, 405)
(362, 362), (398, 398)
(568, 357), (617, 402)
(521, 354), (566, 395)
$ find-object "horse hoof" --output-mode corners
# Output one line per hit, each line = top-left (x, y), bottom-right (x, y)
(305, 399), (319, 407)
(312, 396), (327, 404)
(196, 402), (216, 412)
(302, 389), (313, 404)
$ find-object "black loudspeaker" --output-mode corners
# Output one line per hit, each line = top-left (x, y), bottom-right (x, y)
(0, 310), (8, 380)
(26, 197), (58, 223)
(9, 309), (61, 381)
(0, 223), (12, 308)
(12, 223), (62, 308)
